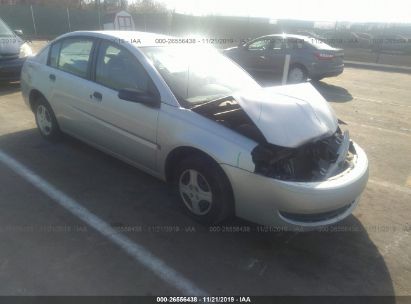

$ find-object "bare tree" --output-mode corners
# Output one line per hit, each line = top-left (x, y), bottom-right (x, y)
(128, 0), (169, 14)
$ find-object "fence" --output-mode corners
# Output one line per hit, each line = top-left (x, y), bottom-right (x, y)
(0, 4), (100, 37)
(0, 4), (283, 39)
(1, 4), (411, 66)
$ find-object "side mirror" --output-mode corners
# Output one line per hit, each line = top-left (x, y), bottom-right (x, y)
(240, 43), (248, 50)
(14, 29), (23, 36)
(118, 88), (160, 108)
(239, 38), (251, 49)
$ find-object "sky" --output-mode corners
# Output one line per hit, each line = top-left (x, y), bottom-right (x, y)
(152, 0), (411, 23)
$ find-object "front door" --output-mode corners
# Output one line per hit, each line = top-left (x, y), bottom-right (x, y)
(87, 40), (160, 171)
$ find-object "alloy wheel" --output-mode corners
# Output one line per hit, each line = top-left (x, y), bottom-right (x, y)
(178, 169), (213, 215)
(36, 105), (52, 136)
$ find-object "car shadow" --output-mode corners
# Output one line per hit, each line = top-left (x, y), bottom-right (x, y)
(311, 80), (353, 103)
(0, 129), (395, 296)
(220, 216), (395, 297)
(253, 74), (354, 103)
(0, 81), (21, 97)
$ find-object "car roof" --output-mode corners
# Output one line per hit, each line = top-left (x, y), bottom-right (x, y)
(56, 30), (176, 47)
(260, 34), (310, 40)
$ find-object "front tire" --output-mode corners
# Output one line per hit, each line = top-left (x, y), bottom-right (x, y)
(174, 156), (234, 224)
(34, 96), (62, 142)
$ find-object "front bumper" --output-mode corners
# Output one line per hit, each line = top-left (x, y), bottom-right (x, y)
(222, 142), (368, 230)
(0, 57), (25, 81)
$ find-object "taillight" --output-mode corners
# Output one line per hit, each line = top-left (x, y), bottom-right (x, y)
(315, 52), (335, 60)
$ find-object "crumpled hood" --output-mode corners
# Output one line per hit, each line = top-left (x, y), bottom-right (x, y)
(0, 36), (22, 56)
(233, 83), (338, 148)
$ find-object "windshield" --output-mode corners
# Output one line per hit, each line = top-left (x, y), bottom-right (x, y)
(142, 46), (260, 107)
(0, 18), (14, 37)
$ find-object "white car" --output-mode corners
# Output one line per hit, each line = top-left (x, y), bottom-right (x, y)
(0, 18), (32, 81)
(21, 31), (369, 230)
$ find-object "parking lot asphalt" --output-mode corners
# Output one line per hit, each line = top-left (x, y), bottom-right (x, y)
(0, 67), (410, 296)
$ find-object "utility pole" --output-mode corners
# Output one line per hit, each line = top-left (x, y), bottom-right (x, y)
(30, 5), (37, 37)
(67, 8), (71, 32)
(97, 0), (102, 30)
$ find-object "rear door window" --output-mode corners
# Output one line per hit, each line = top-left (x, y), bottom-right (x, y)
(271, 38), (284, 51)
(285, 38), (304, 49)
(57, 38), (93, 78)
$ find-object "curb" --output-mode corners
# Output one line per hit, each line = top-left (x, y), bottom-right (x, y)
(345, 61), (411, 74)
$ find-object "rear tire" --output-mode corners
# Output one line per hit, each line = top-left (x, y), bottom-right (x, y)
(34, 96), (62, 142)
(174, 156), (234, 224)
(288, 65), (308, 83)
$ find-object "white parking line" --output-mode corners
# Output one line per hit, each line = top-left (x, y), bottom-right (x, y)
(0, 149), (207, 296)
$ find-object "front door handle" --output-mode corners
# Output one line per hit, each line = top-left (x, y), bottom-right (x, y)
(93, 91), (102, 101)
(49, 74), (56, 81)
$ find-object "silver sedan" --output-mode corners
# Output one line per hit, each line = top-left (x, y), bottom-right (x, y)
(21, 31), (368, 230)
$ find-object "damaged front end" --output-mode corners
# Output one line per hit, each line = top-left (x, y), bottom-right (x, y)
(190, 84), (357, 182)
(252, 128), (356, 182)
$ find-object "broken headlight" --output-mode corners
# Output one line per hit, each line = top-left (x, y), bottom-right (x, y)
(251, 128), (356, 181)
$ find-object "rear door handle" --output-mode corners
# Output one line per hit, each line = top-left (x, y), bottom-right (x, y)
(93, 91), (102, 101)
(49, 74), (56, 81)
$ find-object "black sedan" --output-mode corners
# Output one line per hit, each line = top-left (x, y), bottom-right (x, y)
(224, 34), (344, 83)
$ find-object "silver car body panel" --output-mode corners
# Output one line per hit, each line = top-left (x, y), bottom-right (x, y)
(222, 143), (368, 229)
(21, 31), (368, 229)
(233, 83), (338, 147)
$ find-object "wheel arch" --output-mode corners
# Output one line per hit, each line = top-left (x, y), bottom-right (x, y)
(28, 89), (48, 112)
(164, 146), (234, 195)
(164, 145), (236, 217)
(165, 146), (220, 182)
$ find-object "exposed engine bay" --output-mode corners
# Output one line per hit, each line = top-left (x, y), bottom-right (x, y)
(191, 96), (356, 182)
(190, 96), (267, 143)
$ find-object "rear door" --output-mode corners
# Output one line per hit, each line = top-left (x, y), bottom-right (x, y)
(85, 40), (160, 171)
(47, 37), (100, 141)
